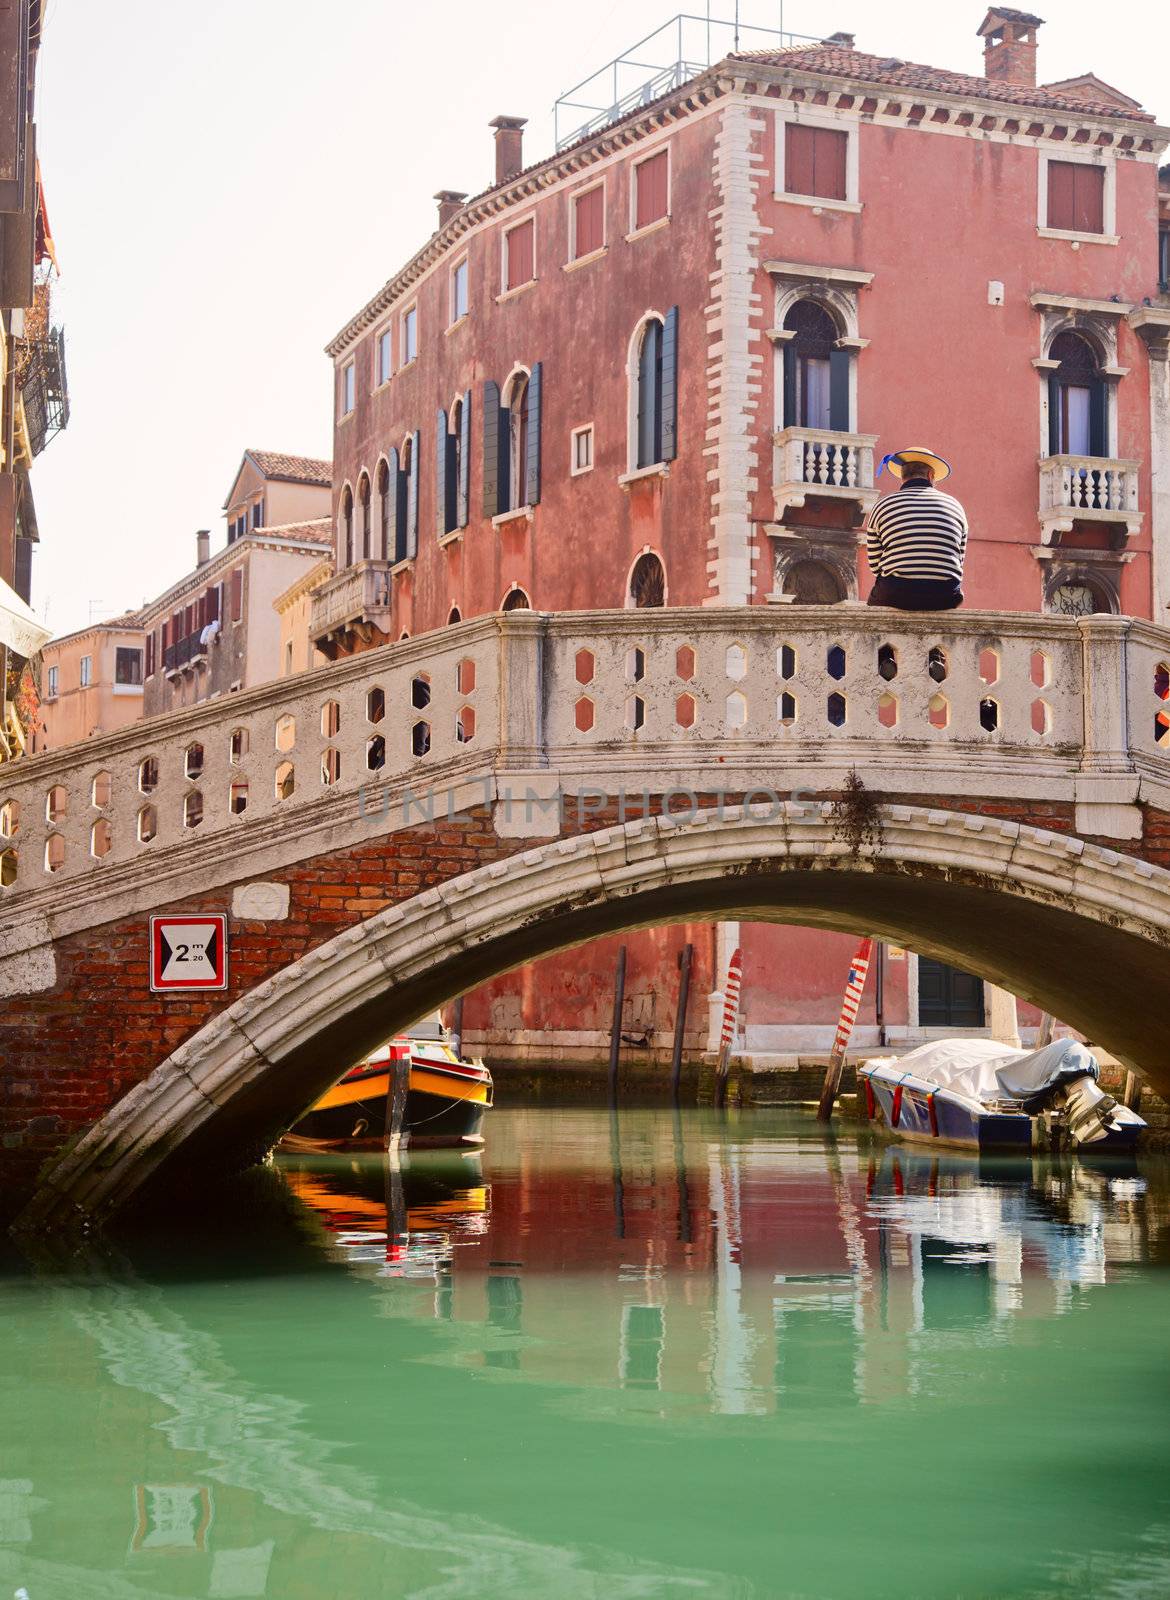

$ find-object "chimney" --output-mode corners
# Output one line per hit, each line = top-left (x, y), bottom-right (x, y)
(977, 8), (1043, 88)
(196, 529), (210, 567)
(489, 115), (527, 185)
(825, 31), (855, 48)
(434, 189), (467, 229)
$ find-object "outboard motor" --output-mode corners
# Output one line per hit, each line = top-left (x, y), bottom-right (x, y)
(1058, 1075), (1124, 1146)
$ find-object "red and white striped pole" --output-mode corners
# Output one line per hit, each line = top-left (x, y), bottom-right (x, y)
(714, 946), (743, 1108)
(816, 937), (874, 1123)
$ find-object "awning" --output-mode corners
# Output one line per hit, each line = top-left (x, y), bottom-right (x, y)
(0, 576), (51, 657)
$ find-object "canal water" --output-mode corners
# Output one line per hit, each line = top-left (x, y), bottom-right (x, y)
(3, 1107), (1170, 1599)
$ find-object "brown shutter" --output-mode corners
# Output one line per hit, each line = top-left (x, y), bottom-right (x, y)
(506, 220), (534, 289)
(1073, 165), (1104, 234)
(206, 583), (220, 622)
(145, 632), (155, 677)
(635, 150), (668, 228)
(785, 124), (817, 196)
(815, 128), (848, 202)
(231, 568), (243, 623)
(1047, 161), (1077, 231)
(575, 186), (604, 256)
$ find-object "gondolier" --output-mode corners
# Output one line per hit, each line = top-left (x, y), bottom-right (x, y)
(865, 447), (967, 611)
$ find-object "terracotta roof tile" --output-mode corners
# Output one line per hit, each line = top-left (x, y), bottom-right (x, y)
(732, 43), (1154, 122)
(246, 450), (332, 487)
(256, 518), (333, 546)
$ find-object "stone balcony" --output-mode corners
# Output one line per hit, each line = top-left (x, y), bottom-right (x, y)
(1039, 454), (1142, 545)
(772, 427), (879, 522)
(309, 560), (394, 657)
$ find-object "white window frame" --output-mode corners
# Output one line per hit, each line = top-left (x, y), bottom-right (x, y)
(46, 664), (58, 698)
(568, 178), (607, 266)
(627, 143), (672, 241)
(401, 303), (418, 367)
(449, 256), (469, 326)
(1036, 149), (1118, 245)
(375, 326), (393, 387)
(570, 423), (595, 476)
(499, 213), (538, 299)
(339, 359), (355, 418)
(625, 311), (667, 474)
(79, 655), (92, 688)
(774, 109), (861, 213)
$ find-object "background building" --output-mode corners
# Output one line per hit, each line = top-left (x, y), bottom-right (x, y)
(316, 8), (1170, 1065)
(36, 612), (145, 750)
(275, 557), (334, 678)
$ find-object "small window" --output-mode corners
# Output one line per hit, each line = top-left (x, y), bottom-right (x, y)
(630, 551), (665, 608)
(46, 664), (58, 697)
(504, 218), (535, 292)
(502, 586), (531, 612)
(251, 501), (262, 528)
(402, 305), (418, 365)
(451, 258), (469, 322)
(571, 424), (594, 475)
(115, 647), (143, 686)
(572, 184), (605, 259)
(79, 655), (92, 688)
(377, 328), (392, 385)
(1047, 160), (1105, 235)
(340, 360), (355, 417)
(633, 149), (669, 231)
(784, 122), (848, 202)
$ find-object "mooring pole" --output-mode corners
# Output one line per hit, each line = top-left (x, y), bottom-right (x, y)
(384, 1048), (410, 1151)
(816, 937), (874, 1123)
(1123, 1071), (1144, 1113)
(608, 945), (627, 1104)
(669, 942), (694, 1102)
(1037, 1012), (1056, 1047)
(450, 995), (465, 1058)
(875, 941), (887, 1049)
(713, 947), (743, 1109)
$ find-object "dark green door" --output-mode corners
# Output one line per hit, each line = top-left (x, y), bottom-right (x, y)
(917, 958), (985, 1027)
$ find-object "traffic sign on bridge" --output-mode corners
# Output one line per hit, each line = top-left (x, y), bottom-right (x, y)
(149, 915), (228, 992)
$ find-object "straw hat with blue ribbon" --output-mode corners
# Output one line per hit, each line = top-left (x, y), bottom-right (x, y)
(878, 446), (951, 482)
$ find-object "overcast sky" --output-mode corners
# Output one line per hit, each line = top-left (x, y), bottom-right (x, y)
(30, 0), (1170, 635)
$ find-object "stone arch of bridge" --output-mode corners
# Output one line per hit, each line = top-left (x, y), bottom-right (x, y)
(19, 802), (1170, 1234)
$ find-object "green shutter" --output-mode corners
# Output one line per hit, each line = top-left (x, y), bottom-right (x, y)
(482, 380), (501, 517)
(406, 429), (420, 558)
(458, 388), (471, 528)
(829, 348), (850, 431)
(661, 308), (678, 461)
(525, 361), (542, 506)
(436, 408), (449, 537)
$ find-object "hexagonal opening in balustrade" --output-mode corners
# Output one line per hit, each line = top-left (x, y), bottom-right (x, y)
(183, 791), (204, 829)
(137, 805), (158, 844)
(275, 715), (296, 753)
(877, 644), (898, 682)
(367, 735), (386, 771)
(321, 701), (341, 738)
(928, 646), (948, 684)
(877, 692), (898, 728)
(1031, 699), (1052, 736)
(575, 649), (595, 686)
(184, 743), (204, 781)
(1156, 712), (1170, 747)
(45, 785), (67, 824)
(979, 697), (1000, 733)
(827, 691), (847, 727)
(778, 692), (797, 727)
(411, 721), (431, 758)
(321, 748), (341, 785)
(928, 693), (950, 730)
(411, 675), (431, 711)
(274, 762), (295, 801)
(91, 771), (112, 809)
(229, 779), (249, 815)
(626, 695), (646, 732)
(0, 798), (17, 839)
(90, 818), (112, 859)
(1156, 662), (1170, 702)
(229, 729), (250, 765)
(725, 690), (748, 729)
(44, 834), (65, 873)
(675, 645), (696, 682)
(1031, 651), (1052, 690)
(725, 644), (747, 682)
(777, 644), (797, 681)
(827, 645), (847, 681)
(675, 692), (696, 729)
(574, 696), (595, 733)
(456, 705), (476, 743)
(0, 847), (16, 887)
(456, 658), (477, 695)
(978, 648), (1001, 687)
(139, 757), (159, 794)
(626, 647), (646, 684)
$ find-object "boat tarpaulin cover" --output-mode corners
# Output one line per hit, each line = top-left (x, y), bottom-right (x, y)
(874, 1037), (1100, 1105)
(992, 1040), (1100, 1104)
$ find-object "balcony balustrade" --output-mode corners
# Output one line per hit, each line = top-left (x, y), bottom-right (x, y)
(772, 427), (879, 521)
(1039, 454), (1142, 543)
(310, 561), (395, 654)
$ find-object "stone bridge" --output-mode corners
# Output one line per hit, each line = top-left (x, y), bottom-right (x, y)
(4, 605), (1170, 1232)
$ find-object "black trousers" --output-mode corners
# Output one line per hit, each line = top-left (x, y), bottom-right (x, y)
(867, 576), (963, 611)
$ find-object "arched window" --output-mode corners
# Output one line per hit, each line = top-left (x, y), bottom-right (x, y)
(782, 559), (847, 605)
(502, 586), (531, 612)
(782, 301), (846, 431)
(630, 309), (678, 471)
(636, 319), (663, 468)
(450, 397), (464, 525)
(340, 485), (354, 567)
(1048, 331), (1106, 458)
(358, 473), (371, 561)
(629, 552), (665, 608)
(447, 605), (462, 625)
(1047, 573), (1116, 616)
(377, 459), (391, 558)
(506, 373), (529, 513)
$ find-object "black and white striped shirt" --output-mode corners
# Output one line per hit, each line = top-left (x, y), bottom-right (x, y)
(865, 483), (968, 583)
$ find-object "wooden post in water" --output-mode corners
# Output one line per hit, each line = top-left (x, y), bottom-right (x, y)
(608, 945), (627, 1104)
(713, 947), (743, 1109)
(450, 995), (465, 1058)
(816, 937), (874, 1124)
(669, 942), (694, 1102)
(1037, 1012), (1056, 1047)
(384, 1048), (411, 1151)
(1123, 1070), (1144, 1113)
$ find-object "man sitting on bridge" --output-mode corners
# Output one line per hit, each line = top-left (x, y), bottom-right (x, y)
(865, 447), (967, 611)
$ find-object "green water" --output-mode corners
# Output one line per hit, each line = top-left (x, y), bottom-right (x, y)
(3, 1107), (1170, 1599)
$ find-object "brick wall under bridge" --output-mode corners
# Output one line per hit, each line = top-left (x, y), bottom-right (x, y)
(4, 607), (1170, 1231)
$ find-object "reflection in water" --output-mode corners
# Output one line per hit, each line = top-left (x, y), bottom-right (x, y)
(3, 1109), (1170, 1599)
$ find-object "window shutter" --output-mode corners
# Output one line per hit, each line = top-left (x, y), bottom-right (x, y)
(525, 361), (542, 506)
(458, 388), (471, 528)
(782, 344), (798, 429)
(482, 380), (502, 516)
(785, 124), (817, 196)
(206, 583), (220, 622)
(635, 150), (669, 229)
(828, 347), (850, 431)
(815, 128), (848, 202)
(1089, 379), (1107, 458)
(661, 307), (679, 461)
(1047, 373), (1061, 456)
(1047, 161), (1076, 230)
(637, 320), (663, 468)
(506, 221), (534, 290)
(406, 429), (420, 558)
(575, 186), (603, 256)
(436, 407), (449, 537)
(1074, 165), (1105, 234)
(231, 569), (243, 623)
(386, 447), (400, 561)
(145, 633), (155, 677)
